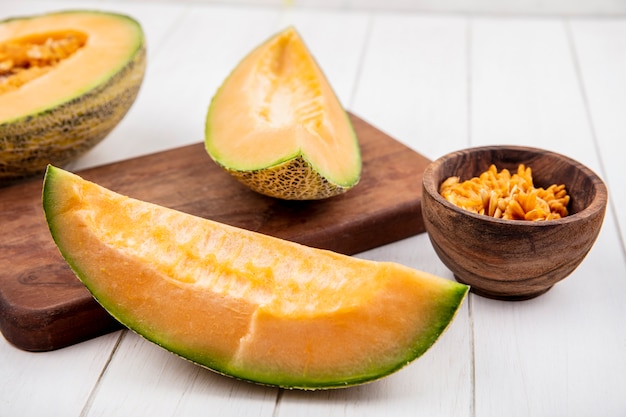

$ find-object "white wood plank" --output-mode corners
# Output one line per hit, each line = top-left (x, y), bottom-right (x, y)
(472, 212), (626, 417)
(350, 13), (470, 160)
(72, 4), (370, 172)
(346, 0), (626, 16)
(469, 17), (626, 416)
(0, 332), (121, 416)
(71, 3), (280, 170)
(273, 7), (370, 105)
(106, 0), (626, 16)
(569, 18), (626, 249)
(4, 2), (626, 416)
(66, 2), (191, 170)
(84, 332), (279, 417)
(470, 17), (601, 171)
(0, 0), (102, 17)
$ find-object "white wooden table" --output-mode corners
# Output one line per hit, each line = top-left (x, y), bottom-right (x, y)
(2, 1), (626, 416)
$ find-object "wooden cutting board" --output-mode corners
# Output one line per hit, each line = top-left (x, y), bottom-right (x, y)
(0, 114), (431, 352)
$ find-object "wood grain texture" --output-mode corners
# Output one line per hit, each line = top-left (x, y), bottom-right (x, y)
(469, 18), (626, 417)
(569, 19), (626, 246)
(422, 145), (608, 300)
(351, 14), (469, 160)
(0, 113), (430, 352)
(2, 2), (626, 416)
(0, 330), (122, 417)
(71, 4), (281, 172)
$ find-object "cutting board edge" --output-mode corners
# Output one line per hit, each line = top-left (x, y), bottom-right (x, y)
(0, 113), (432, 351)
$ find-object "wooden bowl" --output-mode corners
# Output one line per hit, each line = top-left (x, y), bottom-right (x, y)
(421, 145), (608, 300)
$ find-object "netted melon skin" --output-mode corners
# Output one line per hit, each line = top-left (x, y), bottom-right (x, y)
(223, 156), (356, 200)
(0, 44), (146, 185)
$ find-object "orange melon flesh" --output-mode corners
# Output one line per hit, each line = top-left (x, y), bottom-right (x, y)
(205, 27), (361, 200)
(43, 166), (468, 389)
(0, 11), (144, 122)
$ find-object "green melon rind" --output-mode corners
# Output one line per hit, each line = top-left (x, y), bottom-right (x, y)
(117, 275), (467, 390)
(205, 109), (362, 200)
(219, 154), (354, 200)
(0, 10), (146, 184)
(224, 281), (468, 389)
(117, 278), (465, 390)
(163, 280), (468, 390)
(42, 165), (467, 390)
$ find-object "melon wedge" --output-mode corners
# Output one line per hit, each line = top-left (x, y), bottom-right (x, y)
(42, 166), (468, 389)
(205, 27), (361, 200)
(0, 10), (145, 184)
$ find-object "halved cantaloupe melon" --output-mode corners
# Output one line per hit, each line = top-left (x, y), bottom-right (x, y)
(43, 165), (468, 389)
(205, 27), (361, 200)
(0, 10), (145, 184)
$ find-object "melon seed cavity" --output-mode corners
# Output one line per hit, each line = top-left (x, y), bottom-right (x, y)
(0, 31), (87, 94)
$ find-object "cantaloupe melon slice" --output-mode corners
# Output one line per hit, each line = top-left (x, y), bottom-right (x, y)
(0, 10), (145, 184)
(205, 27), (361, 200)
(43, 165), (468, 389)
